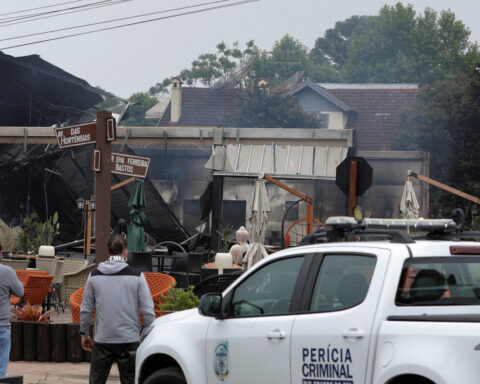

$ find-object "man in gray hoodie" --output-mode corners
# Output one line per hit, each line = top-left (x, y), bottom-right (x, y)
(0, 243), (24, 377)
(80, 235), (155, 384)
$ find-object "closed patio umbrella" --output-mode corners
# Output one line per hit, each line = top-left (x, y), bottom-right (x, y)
(127, 179), (147, 252)
(400, 179), (420, 219)
(242, 179), (270, 269)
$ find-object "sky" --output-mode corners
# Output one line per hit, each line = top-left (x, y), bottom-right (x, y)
(2, 0), (480, 98)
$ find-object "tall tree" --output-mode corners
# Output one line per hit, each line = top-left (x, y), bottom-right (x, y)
(342, 4), (479, 83)
(394, 68), (480, 220)
(149, 41), (256, 95)
(312, 15), (374, 68)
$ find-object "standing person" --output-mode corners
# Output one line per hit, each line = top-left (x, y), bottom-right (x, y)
(80, 235), (155, 384)
(0, 243), (24, 377)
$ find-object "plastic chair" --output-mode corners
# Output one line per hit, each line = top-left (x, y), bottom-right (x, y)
(36, 257), (57, 275)
(69, 286), (86, 324)
(69, 273), (176, 323)
(169, 252), (203, 288)
(62, 263), (96, 306)
(56, 258), (88, 302)
(127, 251), (153, 272)
(12, 274), (54, 306)
(143, 272), (176, 308)
(15, 269), (47, 285)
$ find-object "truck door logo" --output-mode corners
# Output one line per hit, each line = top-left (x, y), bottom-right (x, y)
(302, 346), (354, 384)
(214, 341), (229, 382)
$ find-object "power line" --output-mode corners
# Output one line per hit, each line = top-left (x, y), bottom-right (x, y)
(0, 0), (231, 42)
(0, 0), (117, 22)
(0, 0), (87, 17)
(0, 0), (129, 26)
(0, 0), (259, 50)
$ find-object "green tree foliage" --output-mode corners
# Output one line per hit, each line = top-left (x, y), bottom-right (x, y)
(147, 3), (478, 95)
(341, 4), (479, 83)
(393, 68), (480, 220)
(120, 92), (158, 126)
(18, 211), (60, 253)
(233, 86), (321, 128)
(149, 41), (256, 95)
(313, 15), (374, 68)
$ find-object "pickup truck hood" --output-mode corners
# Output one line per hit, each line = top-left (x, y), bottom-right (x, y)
(153, 308), (197, 325)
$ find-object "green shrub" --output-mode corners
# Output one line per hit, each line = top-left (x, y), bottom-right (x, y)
(156, 285), (199, 315)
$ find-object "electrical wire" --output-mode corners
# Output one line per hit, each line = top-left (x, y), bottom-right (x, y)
(0, 0), (87, 18)
(0, 0), (130, 26)
(0, 0), (231, 42)
(0, 0), (259, 50)
(0, 0), (119, 22)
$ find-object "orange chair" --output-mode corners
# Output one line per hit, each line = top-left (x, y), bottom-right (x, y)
(69, 286), (86, 324)
(11, 274), (54, 306)
(15, 270), (47, 285)
(70, 273), (176, 323)
(144, 272), (176, 308)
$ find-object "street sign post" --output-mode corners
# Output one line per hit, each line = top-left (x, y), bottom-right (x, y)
(54, 122), (96, 148)
(336, 156), (373, 216)
(111, 153), (150, 178)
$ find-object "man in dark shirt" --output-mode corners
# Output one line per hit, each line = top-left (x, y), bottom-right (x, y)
(0, 243), (24, 377)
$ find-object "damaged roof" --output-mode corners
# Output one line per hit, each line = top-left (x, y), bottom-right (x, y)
(0, 143), (189, 245)
(0, 52), (105, 126)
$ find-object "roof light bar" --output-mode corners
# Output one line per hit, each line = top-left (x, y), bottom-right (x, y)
(325, 217), (457, 231)
(363, 218), (457, 231)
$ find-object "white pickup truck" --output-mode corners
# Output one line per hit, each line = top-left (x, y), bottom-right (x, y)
(136, 217), (480, 384)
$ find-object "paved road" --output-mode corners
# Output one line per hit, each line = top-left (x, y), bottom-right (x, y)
(6, 361), (121, 383)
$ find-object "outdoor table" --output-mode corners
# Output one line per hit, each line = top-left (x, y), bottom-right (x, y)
(200, 262), (241, 280)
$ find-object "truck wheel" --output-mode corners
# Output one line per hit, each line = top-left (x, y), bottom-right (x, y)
(144, 367), (186, 384)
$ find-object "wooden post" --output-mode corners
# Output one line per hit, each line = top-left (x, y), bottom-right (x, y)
(86, 200), (92, 257)
(94, 111), (113, 264)
(348, 160), (358, 216)
(210, 175), (224, 252)
(306, 204), (314, 235)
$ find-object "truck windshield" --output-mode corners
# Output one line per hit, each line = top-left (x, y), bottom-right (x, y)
(396, 257), (480, 306)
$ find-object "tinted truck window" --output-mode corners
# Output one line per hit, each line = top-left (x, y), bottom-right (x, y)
(309, 255), (376, 312)
(396, 257), (480, 305)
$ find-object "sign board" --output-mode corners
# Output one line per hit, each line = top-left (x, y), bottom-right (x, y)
(336, 156), (373, 196)
(54, 122), (96, 148)
(111, 152), (150, 178)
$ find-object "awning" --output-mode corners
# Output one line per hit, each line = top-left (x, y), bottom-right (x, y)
(205, 144), (348, 179)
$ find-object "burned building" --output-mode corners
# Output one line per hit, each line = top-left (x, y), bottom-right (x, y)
(142, 79), (429, 246)
(0, 53), (188, 247)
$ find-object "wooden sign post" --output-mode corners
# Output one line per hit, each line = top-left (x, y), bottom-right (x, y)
(93, 111), (115, 264)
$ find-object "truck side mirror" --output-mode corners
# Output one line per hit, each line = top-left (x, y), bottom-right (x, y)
(198, 293), (223, 318)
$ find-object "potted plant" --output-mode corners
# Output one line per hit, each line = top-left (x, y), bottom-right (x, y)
(156, 285), (200, 316)
(11, 303), (51, 361)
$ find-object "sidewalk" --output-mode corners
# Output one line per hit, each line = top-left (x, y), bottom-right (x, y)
(6, 361), (121, 384)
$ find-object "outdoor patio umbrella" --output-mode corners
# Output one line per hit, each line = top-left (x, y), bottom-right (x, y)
(242, 179), (270, 269)
(400, 179), (420, 219)
(127, 179), (147, 252)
